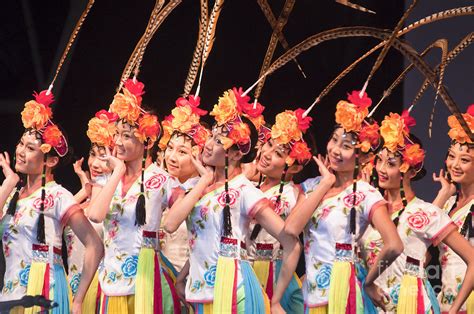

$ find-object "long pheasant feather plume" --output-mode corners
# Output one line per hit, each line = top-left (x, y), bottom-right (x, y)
(360, 0), (418, 96)
(255, 0), (295, 100)
(314, 6), (474, 105)
(49, 0), (95, 93)
(119, 0), (165, 90)
(368, 38), (447, 118)
(195, 0), (224, 97)
(411, 32), (473, 108)
(183, 0), (209, 96)
(246, 25), (472, 141)
(335, 0), (375, 14)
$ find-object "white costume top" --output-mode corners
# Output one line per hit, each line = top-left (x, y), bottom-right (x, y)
(438, 196), (474, 312)
(300, 177), (385, 307)
(185, 174), (267, 303)
(1, 182), (79, 300)
(64, 210), (103, 295)
(360, 197), (455, 312)
(98, 163), (179, 296)
(159, 176), (200, 271)
(247, 181), (299, 261)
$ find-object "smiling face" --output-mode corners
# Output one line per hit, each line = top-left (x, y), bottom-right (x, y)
(88, 145), (112, 180)
(114, 120), (145, 162)
(15, 131), (58, 175)
(164, 133), (198, 182)
(326, 127), (359, 173)
(257, 138), (290, 179)
(446, 142), (474, 186)
(375, 148), (403, 190)
(202, 126), (228, 167)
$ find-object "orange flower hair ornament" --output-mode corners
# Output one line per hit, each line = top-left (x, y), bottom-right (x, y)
(271, 108), (313, 165)
(334, 90), (380, 153)
(447, 104), (474, 144)
(210, 87), (261, 154)
(158, 95), (210, 150)
(87, 110), (118, 148)
(109, 78), (161, 144)
(21, 90), (68, 156)
(380, 110), (424, 173)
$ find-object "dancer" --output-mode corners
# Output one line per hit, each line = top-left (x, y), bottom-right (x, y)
(158, 95), (209, 273)
(248, 108), (313, 312)
(64, 109), (117, 313)
(0, 90), (103, 313)
(285, 91), (403, 313)
(433, 104), (474, 313)
(88, 79), (181, 313)
(164, 87), (301, 314)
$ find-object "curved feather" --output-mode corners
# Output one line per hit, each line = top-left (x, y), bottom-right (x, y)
(195, 0), (224, 96)
(335, 0), (375, 14)
(119, 0), (165, 90)
(183, 0), (209, 96)
(411, 32), (473, 107)
(363, 0), (418, 89)
(255, 0), (295, 99)
(257, 0), (306, 79)
(315, 6), (474, 104)
(50, 0), (95, 88)
(258, 26), (472, 140)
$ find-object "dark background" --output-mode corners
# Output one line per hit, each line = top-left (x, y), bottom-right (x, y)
(1, 0), (472, 289)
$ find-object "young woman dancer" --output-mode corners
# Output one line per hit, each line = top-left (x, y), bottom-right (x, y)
(285, 91), (403, 313)
(433, 104), (474, 313)
(164, 87), (301, 314)
(64, 109), (117, 313)
(359, 110), (474, 313)
(88, 79), (181, 313)
(0, 90), (103, 313)
(247, 108), (313, 313)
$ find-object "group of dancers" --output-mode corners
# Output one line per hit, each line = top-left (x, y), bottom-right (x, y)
(0, 77), (473, 314)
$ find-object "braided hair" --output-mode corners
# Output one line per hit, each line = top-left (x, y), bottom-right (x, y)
(350, 146), (360, 235)
(250, 164), (288, 241)
(392, 173), (408, 226)
(36, 155), (47, 243)
(135, 139), (148, 226)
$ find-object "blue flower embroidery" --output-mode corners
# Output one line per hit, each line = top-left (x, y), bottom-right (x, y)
(315, 264), (332, 289)
(121, 256), (138, 278)
(192, 280), (202, 291)
(19, 265), (31, 287)
(108, 272), (117, 283)
(390, 284), (401, 305)
(70, 273), (81, 295)
(4, 281), (13, 292)
(203, 265), (217, 287)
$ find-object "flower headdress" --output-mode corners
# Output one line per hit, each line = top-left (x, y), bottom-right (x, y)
(109, 78), (161, 144)
(335, 90), (380, 153)
(87, 110), (118, 147)
(21, 90), (68, 156)
(210, 87), (260, 154)
(380, 110), (425, 173)
(271, 108), (313, 166)
(447, 104), (474, 145)
(158, 95), (210, 150)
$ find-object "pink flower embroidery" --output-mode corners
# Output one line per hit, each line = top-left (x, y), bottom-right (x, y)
(144, 174), (167, 190)
(33, 194), (55, 210)
(269, 195), (289, 215)
(217, 188), (240, 207)
(407, 209), (430, 231)
(200, 207), (209, 220)
(320, 207), (331, 220)
(343, 191), (366, 208)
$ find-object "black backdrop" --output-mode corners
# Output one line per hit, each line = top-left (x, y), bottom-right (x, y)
(1, 0), (404, 192)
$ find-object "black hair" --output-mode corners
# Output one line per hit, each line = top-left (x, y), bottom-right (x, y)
(135, 138), (148, 226)
(250, 164), (289, 241)
(221, 116), (258, 237)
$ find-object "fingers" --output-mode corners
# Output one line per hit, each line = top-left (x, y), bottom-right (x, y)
(4, 152), (10, 166)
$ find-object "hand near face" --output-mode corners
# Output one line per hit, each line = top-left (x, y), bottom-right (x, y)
(0, 152), (20, 186)
(98, 147), (125, 174)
